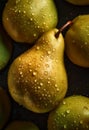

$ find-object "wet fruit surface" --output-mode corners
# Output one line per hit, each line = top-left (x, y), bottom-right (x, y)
(5, 121), (39, 130)
(48, 95), (89, 130)
(0, 25), (12, 70)
(0, 0), (89, 130)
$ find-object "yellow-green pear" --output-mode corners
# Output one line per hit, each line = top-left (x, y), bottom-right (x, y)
(65, 15), (89, 67)
(8, 28), (68, 113)
(65, 0), (89, 5)
(5, 121), (39, 130)
(0, 25), (12, 70)
(2, 0), (58, 44)
(48, 95), (89, 130)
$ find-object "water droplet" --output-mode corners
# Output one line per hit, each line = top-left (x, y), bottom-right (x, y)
(37, 26), (40, 28)
(40, 83), (43, 86)
(55, 84), (57, 88)
(64, 124), (67, 129)
(43, 88), (46, 91)
(48, 94), (51, 98)
(36, 46), (40, 50)
(30, 18), (33, 21)
(45, 103), (48, 106)
(48, 81), (51, 84)
(66, 110), (70, 114)
(56, 88), (60, 92)
(6, 17), (9, 21)
(32, 13), (34, 16)
(28, 63), (31, 66)
(32, 72), (37, 76)
(33, 33), (37, 37)
(29, 69), (32, 72)
(20, 71), (22, 75)
(23, 10), (26, 14)
(74, 120), (77, 124)
(55, 59), (58, 63)
(18, 10), (21, 13)
(30, 6), (32, 10)
(53, 48), (56, 52)
(63, 101), (66, 105)
(85, 42), (88, 45)
(47, 51), (51, 55)
(38, 86), (41, 89)
(80, 120), (83, 124)
(42, 93), (45, 97)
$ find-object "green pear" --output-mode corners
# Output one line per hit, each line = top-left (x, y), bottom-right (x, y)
(0, 25), (12, 70)
(2, 0), (58, 44)
(8, 28), (68, 113)
(65, 15), (89, 67)
(5, 121), (39, 130)
(0, 87), (11, 130)
(48, 95), (89, 130)
(65, 0), (89, 5)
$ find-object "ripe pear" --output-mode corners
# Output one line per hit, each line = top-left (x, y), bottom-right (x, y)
(5, 121), (39, 130)
(65, 0), (89, 5)
(48, 95), (89, 130)
(8, 28), (68, 113)
(65, 15), (89, 67)
(0, 25), (12, 70)
(2, 0), (58, 44)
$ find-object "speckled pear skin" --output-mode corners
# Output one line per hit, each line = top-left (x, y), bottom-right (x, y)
(48, 95), (89, 130)
(65, 15), (89, 67)
(0, 26), (12, 70)
(0, 87), (11, 130)
(2, 0), (58, 44)
(8, 29), (68, 113)
(5, 121), (39, 130)
(66, 0), (89, 5)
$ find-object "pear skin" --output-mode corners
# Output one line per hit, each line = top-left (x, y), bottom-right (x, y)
(65, 15), (89, 67)
(65, 0), (89, 5)
(8, 28), (68, 113)
(48, 95), (89, 130)
(0, 25), (12, 70)
(2, 0), (58, 44)
(5, 121), (39, 130)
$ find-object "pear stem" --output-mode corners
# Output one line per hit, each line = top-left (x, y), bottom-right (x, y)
(55, 21), (73, 38)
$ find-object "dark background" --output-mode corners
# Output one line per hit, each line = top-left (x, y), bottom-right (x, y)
(0, 0), (89, 130)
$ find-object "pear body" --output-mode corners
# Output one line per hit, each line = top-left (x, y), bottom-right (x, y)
(2, 0), (58, 44)
(5, 121), (39, 130)
(48, 95), (89, 130)
(8, 29), (68, 113)
(65, 15), (89, 67)
(66, 0), (89, 5)
(0, 26), (12, 70)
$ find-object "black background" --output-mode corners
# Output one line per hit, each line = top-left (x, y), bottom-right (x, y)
(0, 0), (89, 130)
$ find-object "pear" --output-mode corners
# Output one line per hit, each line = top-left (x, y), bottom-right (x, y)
(65, 15), (89, 67)
(2, 0), (58, 44)
(0, 87), (11, 130)
(5, 121), (39, 130)
(48, 95), (89, 130)
(8, 28), (68, 113)
(65, 0), (89, 5)
(0, 25), (12, 70)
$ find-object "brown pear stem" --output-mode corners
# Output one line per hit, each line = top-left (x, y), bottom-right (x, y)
(55, 20), (73, 38)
